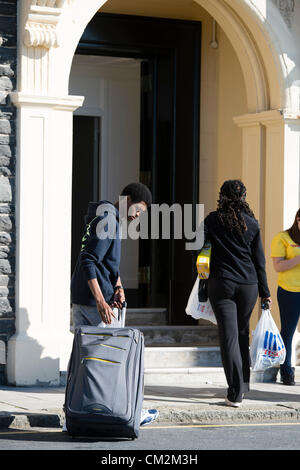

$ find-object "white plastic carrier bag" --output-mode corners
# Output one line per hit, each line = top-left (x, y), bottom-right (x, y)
(250, 308), (286, 372)
(185, 277), (217, 325)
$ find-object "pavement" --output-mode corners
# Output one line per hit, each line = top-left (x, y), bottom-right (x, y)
(0, 367), (300, 430)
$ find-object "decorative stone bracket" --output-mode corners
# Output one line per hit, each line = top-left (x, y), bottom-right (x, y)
(23, 0), (72, 48)
(272, 0), (295, 29)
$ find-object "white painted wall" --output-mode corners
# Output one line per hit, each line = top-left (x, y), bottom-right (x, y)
(69, 55), (141, 289)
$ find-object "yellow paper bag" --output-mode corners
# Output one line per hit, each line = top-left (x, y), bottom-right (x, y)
(196, 241), (211, 279)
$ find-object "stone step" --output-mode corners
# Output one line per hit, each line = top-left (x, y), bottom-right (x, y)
(144, 366), (226, 386)
(126, 308), (168, 326)
(144, 346), (222, 369)
(134, 325), (219, 347)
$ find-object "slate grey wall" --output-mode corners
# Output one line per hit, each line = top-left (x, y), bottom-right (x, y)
(0, 0), (17, 384)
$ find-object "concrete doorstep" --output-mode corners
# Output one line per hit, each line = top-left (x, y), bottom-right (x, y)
(0, 367), (299, 430)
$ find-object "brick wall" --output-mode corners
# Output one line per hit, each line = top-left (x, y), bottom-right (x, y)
(0, 0), (17, 384)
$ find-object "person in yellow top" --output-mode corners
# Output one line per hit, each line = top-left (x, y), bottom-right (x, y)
(271, 209), (300, 385)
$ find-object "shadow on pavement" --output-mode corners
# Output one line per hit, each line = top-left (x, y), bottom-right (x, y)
(144, 384), (300, 404)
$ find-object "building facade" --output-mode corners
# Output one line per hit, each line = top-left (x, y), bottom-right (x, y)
(0, 0), (300, 385)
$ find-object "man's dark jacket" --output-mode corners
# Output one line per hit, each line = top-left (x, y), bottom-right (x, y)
(71, 201), (121, 306)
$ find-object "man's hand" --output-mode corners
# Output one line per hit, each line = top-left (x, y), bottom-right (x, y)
(111, 286), (126, 309)
(96, 299), (116, 324)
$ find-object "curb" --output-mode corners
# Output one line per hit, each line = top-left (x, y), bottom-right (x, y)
(0, 410), (65, 430)
(1, 406), (300, 430)
(156, 406), (300, 425)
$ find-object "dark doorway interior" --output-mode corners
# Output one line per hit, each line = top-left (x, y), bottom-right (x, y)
(72, 116), (100, 275)
(72, 13), (201, 325)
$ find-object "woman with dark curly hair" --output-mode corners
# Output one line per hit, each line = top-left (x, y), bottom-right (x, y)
(201, 180), (271, 407)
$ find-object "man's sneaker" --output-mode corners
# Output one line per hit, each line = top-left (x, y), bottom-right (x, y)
(140, 408), (159, 426)
(224, 397), (241, 408)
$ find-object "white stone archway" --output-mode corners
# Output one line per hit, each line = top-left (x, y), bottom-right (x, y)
(7, 0), (300, 384)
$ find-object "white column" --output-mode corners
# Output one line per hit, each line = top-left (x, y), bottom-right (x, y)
(7, 94), (83, 385)
(7, 0), (107, 386)
(282, 117), (300, 229)
(233, 115), (264, 219)
(233, 114), (265, 330)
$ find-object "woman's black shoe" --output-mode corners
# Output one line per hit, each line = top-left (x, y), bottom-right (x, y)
(280, 366), (295, 385)
(282, 375), (295, 385)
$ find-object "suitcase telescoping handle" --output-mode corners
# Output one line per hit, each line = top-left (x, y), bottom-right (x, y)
(108, 301), (127, 330)
(111, 301), (127, 330)
(120, 301), (127, 328)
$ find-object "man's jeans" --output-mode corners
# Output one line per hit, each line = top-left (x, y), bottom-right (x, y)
(72, 303), (123, 329)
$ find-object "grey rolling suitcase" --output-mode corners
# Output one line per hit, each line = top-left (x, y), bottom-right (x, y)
(64, 307), (144, 439)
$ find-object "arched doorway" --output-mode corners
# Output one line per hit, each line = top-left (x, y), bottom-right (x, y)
(7, 0), (298, 385)
(69, 12), (202, 325)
